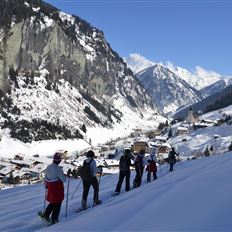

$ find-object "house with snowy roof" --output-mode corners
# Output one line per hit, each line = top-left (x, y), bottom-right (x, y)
(30, 163), (47, 179)
(11, 169), (32, 183)
(10, 159), (37, 169)
(157, 143), (172, 162)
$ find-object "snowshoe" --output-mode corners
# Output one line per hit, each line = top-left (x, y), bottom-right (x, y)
(38, 211), (50, 223)
(112, 192), (120, 197)
(50, 219), (59, 225)
(93, 200), (102, 207)
(75, 206), (88, 213)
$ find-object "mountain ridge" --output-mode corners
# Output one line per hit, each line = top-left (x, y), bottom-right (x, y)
(136, 64), (203, 114)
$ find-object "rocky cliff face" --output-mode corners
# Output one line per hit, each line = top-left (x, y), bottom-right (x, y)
(0, 0), (156, 142)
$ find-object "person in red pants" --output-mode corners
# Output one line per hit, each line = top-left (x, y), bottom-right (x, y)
(38, 153), (66, 225)
(146, 148), (157, 182)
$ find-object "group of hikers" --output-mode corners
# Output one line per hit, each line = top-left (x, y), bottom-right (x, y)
(38, 146), (179, 225)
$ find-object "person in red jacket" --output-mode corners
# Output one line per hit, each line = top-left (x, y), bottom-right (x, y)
(38, 153), (66, 225)
(146, 148), (157, 182)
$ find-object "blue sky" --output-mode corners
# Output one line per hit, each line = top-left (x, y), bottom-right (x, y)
(45, 0), (232, 75)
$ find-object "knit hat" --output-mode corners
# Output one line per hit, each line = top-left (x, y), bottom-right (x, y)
(86, 150), (95, 158)
(124, 149), (131, 155)
(53, 153), (62, 162)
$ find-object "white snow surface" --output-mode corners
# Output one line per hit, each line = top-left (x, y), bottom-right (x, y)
(0, 151), (232, 231)
(0, 105), (232, 231)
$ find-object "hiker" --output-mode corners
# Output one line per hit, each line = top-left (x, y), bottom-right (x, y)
(38, 153), (66, 225)
(133, 149), (147, 188)
(168, 147), (179, 172)
(114, 148), (134, 194)
(146, 148), (157, 182)
(80, 150), (102, 209)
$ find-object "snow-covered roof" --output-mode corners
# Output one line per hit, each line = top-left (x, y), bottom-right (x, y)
(0, 166), (13, 175)
(177, 126), (188, 131)
(158, 143), (171, 148)
(12, 170), (31, 178)
(104, 159), (120, 166)
(10, 159), (35, 166)
(30, 163), (47, 173)
(0, 161), (14, 168)
(155, 136), (167, 141)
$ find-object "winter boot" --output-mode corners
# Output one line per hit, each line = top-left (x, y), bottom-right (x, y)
(51, 219), (59, 225)
(93, 199), (102, 207)
(82, 200), (87, 210)
(38, 211), (50, 223)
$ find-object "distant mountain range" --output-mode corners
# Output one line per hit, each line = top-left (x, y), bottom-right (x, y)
(125, 53), (232, 115)
(135, 64), (203, 114)
(125, 53), (231, 92)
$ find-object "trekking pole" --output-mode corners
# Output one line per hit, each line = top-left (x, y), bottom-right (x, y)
(159, 163), (161, 177)
(43, 188), (48, 212)
(65, 177), (70, 218)
(71, 180), (81, 199)
(98, 167), (103, 185)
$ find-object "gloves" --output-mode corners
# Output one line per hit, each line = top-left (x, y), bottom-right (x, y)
(97, 165), (103, 174)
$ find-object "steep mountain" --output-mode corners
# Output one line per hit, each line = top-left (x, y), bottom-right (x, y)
(136, 64), (203, 114)
(0, 0), (156, 142)
(174, 84), (232, 120)
(124, 54), (224, 91)
(200, 76), (232, 97)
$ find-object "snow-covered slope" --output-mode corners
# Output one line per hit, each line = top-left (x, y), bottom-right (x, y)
(201, 76), (232, 97)
(1, 103), (232, 231)
(136, 64), (203, 114)
(0, 151), (232, 231)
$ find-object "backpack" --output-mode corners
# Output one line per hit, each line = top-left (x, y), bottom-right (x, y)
(120, 156), (130, 171)
(169, 151), (176, 160)
(134, 155), (143, 169)
(147, 160), (157, 172)
(78, 159), (93, 180)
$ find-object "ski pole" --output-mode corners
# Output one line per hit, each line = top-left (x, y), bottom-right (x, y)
(71, 180), (81, 199)
(43, 188), (47, 212)
(98, 167), (103, 185)
(65, 177), (70, 218)
(159, 163), (161, 177)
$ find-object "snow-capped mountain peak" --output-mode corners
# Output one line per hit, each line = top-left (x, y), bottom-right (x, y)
(136, 64), (203, 114)
(165, 62), (222, 90)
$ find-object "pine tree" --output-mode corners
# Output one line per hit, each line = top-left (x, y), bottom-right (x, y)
(228, 141), (232, 151)
(209, 145), (214, 152)
(204, 146), (210, 157)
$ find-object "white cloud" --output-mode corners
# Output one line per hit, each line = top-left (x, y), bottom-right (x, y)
(124, 53), (155, 74)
